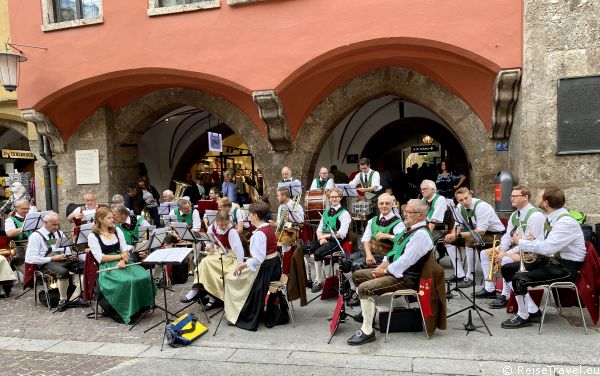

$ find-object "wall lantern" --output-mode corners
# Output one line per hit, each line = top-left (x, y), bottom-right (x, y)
(0, 49), (27, 92)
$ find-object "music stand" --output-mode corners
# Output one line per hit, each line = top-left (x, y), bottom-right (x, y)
(445, 209), (493, 336)
(22, 211), (51, 232)
(204, 210), (218, 226)
(52, 235), (88, 313)
(141, 247), (194, 350)
(161, 215), (178, 226)
(138, 225), (156, 240)
(334, 184), (358, 199)
(75, 223), (94, 245)
(158, 202), (177, 216)
(278, 181), (302, 198)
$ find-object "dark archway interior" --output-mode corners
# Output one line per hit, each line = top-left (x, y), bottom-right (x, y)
(362, 117), (470, 199)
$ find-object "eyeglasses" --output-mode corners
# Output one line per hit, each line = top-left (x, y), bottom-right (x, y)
(510, 195), (525, 198)
(329, 195), (341, 199)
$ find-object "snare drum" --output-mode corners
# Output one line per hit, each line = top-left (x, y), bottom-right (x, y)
(304, 190), (327, 223)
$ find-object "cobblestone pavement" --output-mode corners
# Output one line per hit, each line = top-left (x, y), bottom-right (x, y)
(0, 350), (128, 376)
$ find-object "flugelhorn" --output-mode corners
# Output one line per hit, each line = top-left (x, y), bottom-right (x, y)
(484, 235), (501, 282)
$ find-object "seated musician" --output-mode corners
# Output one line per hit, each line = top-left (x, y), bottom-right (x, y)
(168, 198), (201, 233)
(500, 186), (586, 328)
(67, 192), (100, 224)
(162, 190), (175, 203)
(302, 187), (351, 293)
(4, 198), (36, 270)
(279, 166), (300, 186)
(348, 158), (381, 203)
(476, 185), (545, 313)
(420, 179), (448, 242)
(443, 188), (505, 288)
(309, 166), (334, 191)
(342, 193), (404, 307)
(25, 212), (85, 311)
(180, 210), (244, 309)
(216, 197), (244, 235)
(88, 207), (157, 324)
(348, 199), (433, 345)
(270, 188), (304, 257)
(225, 202), (282, 331)
(111, 205), (154, 270)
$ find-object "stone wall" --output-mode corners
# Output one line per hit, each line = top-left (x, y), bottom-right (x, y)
(512, 0), (600, 225)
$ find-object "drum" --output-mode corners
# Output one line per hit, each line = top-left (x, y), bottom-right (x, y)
(304, 190), (327, 223)
(370, 239), (393, 255)
(350, 201), (373, 219)
(276, 227), (299, 246)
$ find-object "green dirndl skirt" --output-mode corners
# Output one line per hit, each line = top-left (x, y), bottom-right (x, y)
(98, 260), (157, 324)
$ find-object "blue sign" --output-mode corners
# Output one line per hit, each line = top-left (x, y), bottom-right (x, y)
(496, 142), (509, 151)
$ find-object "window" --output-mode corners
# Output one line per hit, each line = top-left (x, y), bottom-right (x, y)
(41, 0), (104, 32)
(147, 0), (220, 17)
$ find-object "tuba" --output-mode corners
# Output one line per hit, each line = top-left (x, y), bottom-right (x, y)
(173, 180), (191, 200)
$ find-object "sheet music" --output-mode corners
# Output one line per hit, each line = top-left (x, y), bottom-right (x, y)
(158, 202), (177, 216)
(278, 181), (302, 197)
(162, 215), (178, 225)
(150, 227), (169, 249)
(204, 210), (217, 226)
(22, 211), (52, 231)
(240, 208), (251, 228)
(76, 223), (94, 244)
(171, 222), (195, 241)
(335, 184), (358, 197)
(138, 225), (156, 239)
(143, 247), (192, 264)
(133, 239), (151, 253)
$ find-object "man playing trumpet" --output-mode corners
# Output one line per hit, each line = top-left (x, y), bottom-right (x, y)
(476, 185), (545, 313)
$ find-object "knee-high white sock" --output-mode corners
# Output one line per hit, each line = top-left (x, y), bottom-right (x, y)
(71, 276), (81, 298)
(465, 247), (475, 280)
(446, 245), (465, 278)
(314, 260), (323, 283)
(516, 295), (529, 320)
(344, 272), (356, 290)
(360, 298), (375, 335)
(57, 279), (69, 301)
(501, 257), (513, 298)
(480, 250), (495, 292)
(525, 293), (539, 313)
(185, 288), (198, 300)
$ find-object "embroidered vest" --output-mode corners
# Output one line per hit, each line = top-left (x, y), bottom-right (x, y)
(256, 226), (277, 255)
(422, 193), (441, 221)
(212, 223), (233, 250)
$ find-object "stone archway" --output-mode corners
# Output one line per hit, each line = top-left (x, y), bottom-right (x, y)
(291, 67), (505, 200)
(0, 118), (29, 138)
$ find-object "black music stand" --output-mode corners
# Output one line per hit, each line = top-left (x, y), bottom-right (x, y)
(157, 202), (177, 216)
(13, 213), (50, 300)
(445, 211), (493, 336)
(52, 235), (88, 314)
(140, 247), (193, 351)
(278, 181), (302, 198)
(138, 225), (156, 241)
(161, 215), (178, 226)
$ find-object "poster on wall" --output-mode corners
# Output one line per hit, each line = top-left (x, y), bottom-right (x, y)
(208, 132), (223, 152)
(75, 149), (100, 184)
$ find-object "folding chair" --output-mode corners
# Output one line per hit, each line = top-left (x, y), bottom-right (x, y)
(378, 289), (430, 342)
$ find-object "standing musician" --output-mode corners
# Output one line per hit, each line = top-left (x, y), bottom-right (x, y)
(342, 193), (405, 307)
(348, 199), (433, 345)
(25, 212), (84, 311)
(225, 202), (282, 331)
(88, 207), (157, 324)
(67, 192), (101, 225)
(476, 185), (545, 313)
(180, 210), (244, 309)
(443, 188), (505, 288)
(4, 198), (36, 269)
(420, 180), (448, 242)
(500, 186), (586, 329)
(302, 187), (352, 293)
(169, 198), (201, 233)
(348, 158), (381, 202)
(309, 167), (335, 191)
(271, 188), (304, 256)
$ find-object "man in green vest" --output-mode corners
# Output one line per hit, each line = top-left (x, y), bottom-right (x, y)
(169, 198), (201, 233)
(347, 199), (433, 345)
(4, 198), (35, 269)
(420, 179), (448, 242)
(348, 158), (381, 203)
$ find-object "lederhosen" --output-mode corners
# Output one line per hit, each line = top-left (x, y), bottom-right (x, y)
(302, 207), (348, 262)
(501, 214), (584, 296)
(38, 231), (83, 279)
(8, 215), (31, 267)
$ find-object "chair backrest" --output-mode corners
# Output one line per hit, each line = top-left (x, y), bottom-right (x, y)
(83, 253), (99, 302)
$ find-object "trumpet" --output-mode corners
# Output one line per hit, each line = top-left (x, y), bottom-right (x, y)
(515, 224), (540, 268)
(484, 235), (501, 282)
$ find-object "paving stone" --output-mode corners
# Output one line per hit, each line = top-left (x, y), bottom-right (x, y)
(228, 348), (291, 364)
(45, 340), (104, 355)
(172, 346), (236, 361)
(89, 343), (150, 357)
(413, 357), (481, 375)
(346, 354), (412, 372)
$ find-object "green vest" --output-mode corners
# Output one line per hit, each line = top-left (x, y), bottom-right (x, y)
(360, 171), (374, 188)
(232, 207), (239, 225)
(460, 199), (482, 224)
(386, 226), (431, 263)
(510, 207), (541, 230)
(314, 178), (327, 189)
(371, 216), (402, 238)
(10, 216), (33, 241)
(323, 208), (347, 233)
(116, 216), (144, 246)
(422, 193), (441, 220)
(175, 208), (193, 226)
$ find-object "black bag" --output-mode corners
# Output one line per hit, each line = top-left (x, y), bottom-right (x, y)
(379, 307), (423, 333)
(38, 285), (76, 308)
(264, 291), (290, 328)
(581, 225), (596, 251)
(171, 258), (189, 285)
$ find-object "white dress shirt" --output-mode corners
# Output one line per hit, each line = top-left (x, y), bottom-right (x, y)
(309, 178), (335, 191)
(501, 203), (546, 254)
(208, 223), (244, 264)
(247, 223), (270, 271)
(426, 194), (447, 224)
(361, 212), (405, 242)
(88, 227), (132, 264)
(459, 198), (505, 233)
(276, 198), (305, 225)
(25, 227), (66, 265)
(317, 204), (351, 239)
(384, 221), (433, 278)
(349, 169), (382, 191)
(518, 208), (586, 262)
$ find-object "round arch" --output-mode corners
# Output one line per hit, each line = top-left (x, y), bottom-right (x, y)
(293, 67), (504, 197)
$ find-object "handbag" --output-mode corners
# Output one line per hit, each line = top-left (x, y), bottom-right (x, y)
(264, 291), (290, 328)
(378, 298), (423, 333)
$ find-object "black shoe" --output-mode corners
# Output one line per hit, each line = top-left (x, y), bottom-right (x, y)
(343, 288), (354, 300)
(311, 281), (323, 293)
(203, 300), (223, 311)
(306, 279), (313, 289)
(0, 293), (6, 299)
(472, 288), (497, 299)
(353, 311), (363, 323)
(456, 278), (475, 288)
(529, 310), (542, 323)
(346, 294), (360, 307)
(445, 274), (464, 283)
(71, 297), (88, 307)
(56, 299), (69, 312)
(501, 314), (532, 329)
(488, 295), (508, 309)
(347, 329), (376, 346)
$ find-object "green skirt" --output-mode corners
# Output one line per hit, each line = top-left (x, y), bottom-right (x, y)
(99, 261), (157, 324)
